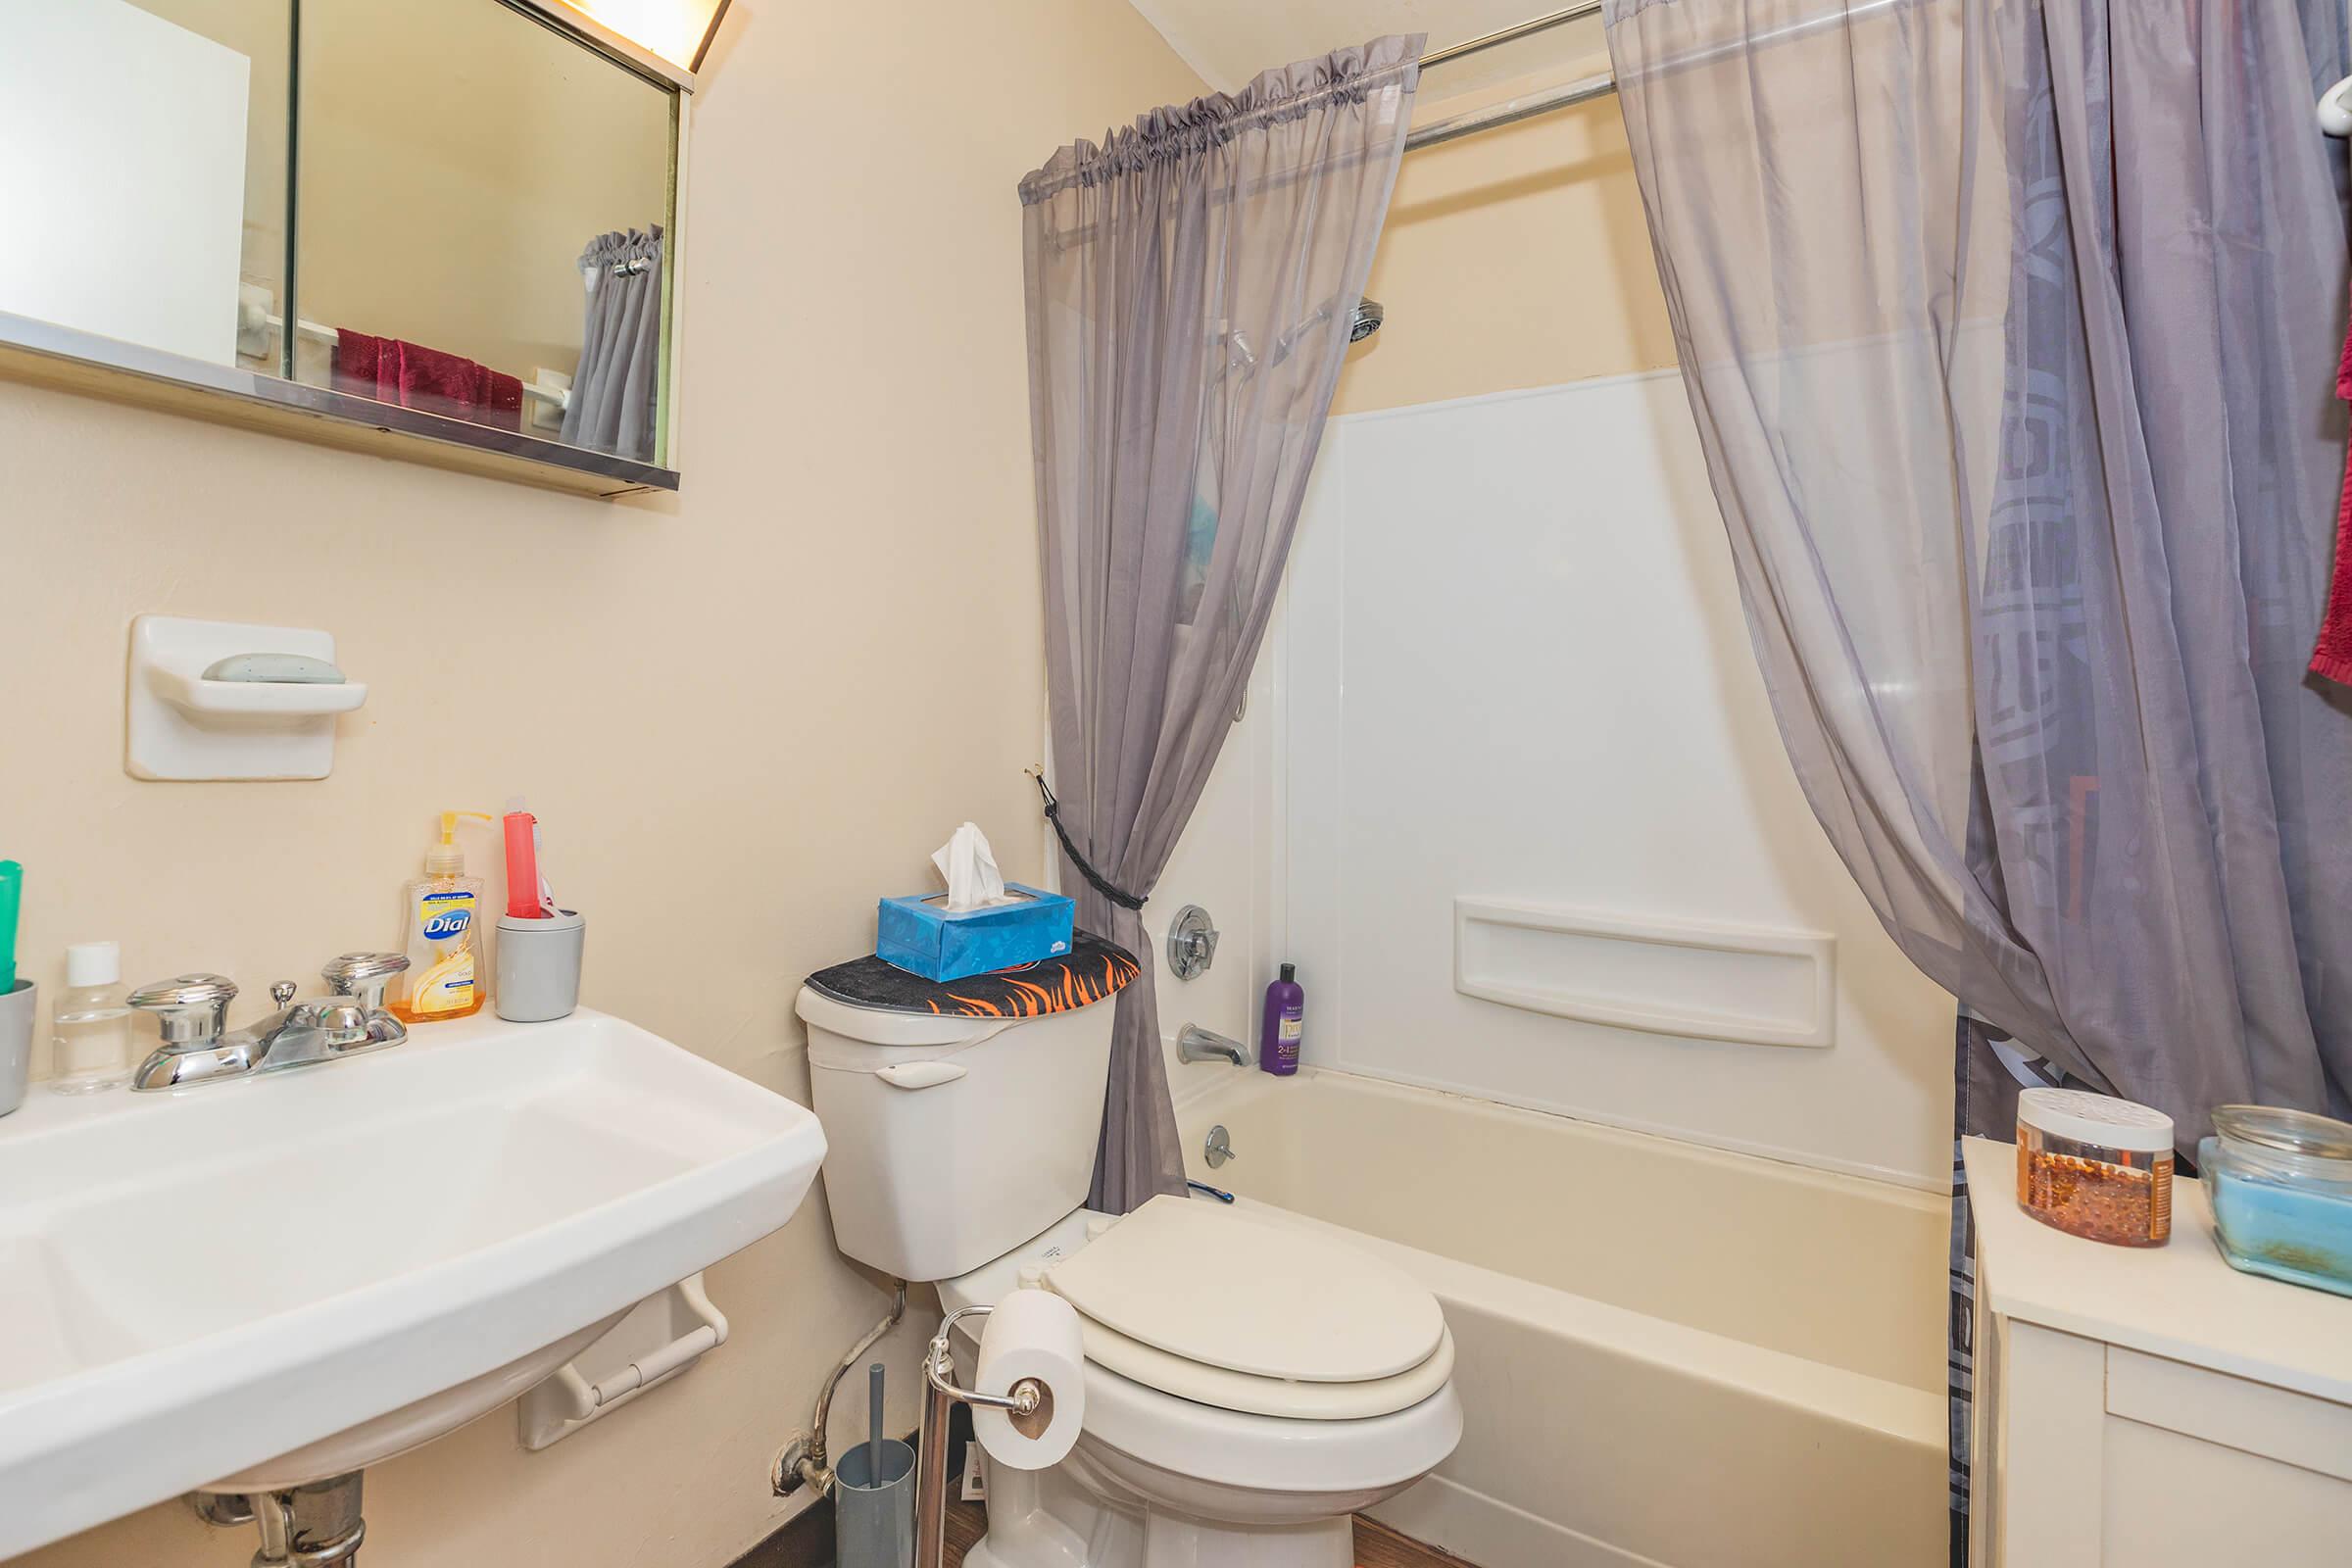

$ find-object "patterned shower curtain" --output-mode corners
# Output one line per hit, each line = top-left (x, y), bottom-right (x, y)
(1603, 0), (2352, 1557)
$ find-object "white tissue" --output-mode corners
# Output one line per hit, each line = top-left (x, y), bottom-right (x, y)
(933, 821), (1009, 912)
(971, 1288), (1086, 1470)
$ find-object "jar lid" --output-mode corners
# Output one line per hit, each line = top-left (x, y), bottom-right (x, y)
(2017, 1088), (2175, 1152)
(2211, 1104), (2352, 1164)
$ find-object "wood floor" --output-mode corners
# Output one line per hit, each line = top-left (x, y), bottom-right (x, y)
(941, 1499), (1478, 1568)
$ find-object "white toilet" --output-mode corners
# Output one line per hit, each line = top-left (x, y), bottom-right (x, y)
(798, 974), (1461, 1568)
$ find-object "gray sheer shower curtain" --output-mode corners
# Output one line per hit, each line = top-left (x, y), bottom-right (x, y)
(1603, 0), (2352, 1143)
(1023, 38), (1419, 1211)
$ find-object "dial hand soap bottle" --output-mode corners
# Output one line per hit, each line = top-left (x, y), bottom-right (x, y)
(392, 811), (493, 1023)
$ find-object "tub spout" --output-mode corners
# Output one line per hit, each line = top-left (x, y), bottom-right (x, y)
(1178, 1024), (1252, 1067)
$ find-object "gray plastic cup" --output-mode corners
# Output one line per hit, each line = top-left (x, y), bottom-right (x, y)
(0, 980), (34, 1117)
(494, 911), (585, 1023)
(833, 1437), (915, 1568)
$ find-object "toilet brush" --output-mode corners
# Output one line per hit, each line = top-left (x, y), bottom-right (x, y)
(868, 1361), (885, 1474)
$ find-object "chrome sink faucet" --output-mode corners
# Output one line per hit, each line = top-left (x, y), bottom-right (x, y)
(1177, 1023), (1253, 1068)
(126, 953), (412, 1091)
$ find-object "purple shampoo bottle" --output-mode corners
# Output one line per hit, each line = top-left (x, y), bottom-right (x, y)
(1260, 962), (1303, 1076)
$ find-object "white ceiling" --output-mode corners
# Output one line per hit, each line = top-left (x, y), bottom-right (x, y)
(1124, 0), (1600, 94)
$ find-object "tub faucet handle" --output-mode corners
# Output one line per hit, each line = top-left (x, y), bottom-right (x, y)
(1167, 906), (1220, 980)
(1203, 1123), (1237, 1169)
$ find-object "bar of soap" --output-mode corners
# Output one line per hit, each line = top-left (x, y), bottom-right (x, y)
(202, 652), (346, 684)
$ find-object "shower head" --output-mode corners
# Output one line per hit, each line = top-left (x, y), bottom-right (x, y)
(1212, 298), (1383, 389)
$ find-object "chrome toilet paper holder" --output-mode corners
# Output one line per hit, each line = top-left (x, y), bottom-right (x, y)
(916, 1304), (1047, 1568)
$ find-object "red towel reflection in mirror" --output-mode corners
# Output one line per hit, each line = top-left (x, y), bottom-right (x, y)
(331, 328), (522, 432)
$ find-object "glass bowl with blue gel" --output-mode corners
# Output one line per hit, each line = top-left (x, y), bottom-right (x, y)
(2199, 1105), (2352, 1298)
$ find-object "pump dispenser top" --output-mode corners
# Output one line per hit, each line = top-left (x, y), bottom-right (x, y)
(426, 810), (493, 876)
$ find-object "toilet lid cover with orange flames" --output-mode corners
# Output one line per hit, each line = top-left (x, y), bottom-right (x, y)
(806, 930), (1139, 1019)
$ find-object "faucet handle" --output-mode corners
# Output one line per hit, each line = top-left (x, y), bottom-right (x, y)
(127, 974), (237, 1047)
(322, 952), (409, 1013)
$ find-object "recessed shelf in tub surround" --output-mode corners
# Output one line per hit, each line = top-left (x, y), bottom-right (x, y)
(1451, 897), (1837, 1050)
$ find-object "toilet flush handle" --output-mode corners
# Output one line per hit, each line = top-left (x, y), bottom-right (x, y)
(874, 1060), (968, 1091)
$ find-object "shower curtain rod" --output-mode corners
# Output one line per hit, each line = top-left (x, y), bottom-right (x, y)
(1405, 0), (1913, 151)
(1037, 0), (1899, 228)
(1409, 0), (1609, 151)
(1419, 0), (1604, 72)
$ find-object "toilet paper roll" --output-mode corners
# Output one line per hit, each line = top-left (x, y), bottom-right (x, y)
(971, 1288), (1086, 1471)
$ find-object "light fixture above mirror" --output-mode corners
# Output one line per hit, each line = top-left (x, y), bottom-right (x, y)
(515, 0), (730, 89)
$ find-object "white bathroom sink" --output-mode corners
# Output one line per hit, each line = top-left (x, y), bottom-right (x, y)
(0, 1008), (827, 1558)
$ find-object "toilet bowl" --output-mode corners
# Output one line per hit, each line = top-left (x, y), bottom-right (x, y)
(797, 949), (1461, 1568)
(938, 1205), (1463, 1568)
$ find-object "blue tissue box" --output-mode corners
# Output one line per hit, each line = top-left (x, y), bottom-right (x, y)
(876, 883), (1077, 982)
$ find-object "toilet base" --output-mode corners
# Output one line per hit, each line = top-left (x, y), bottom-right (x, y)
(966, 1448), (1355, 1568)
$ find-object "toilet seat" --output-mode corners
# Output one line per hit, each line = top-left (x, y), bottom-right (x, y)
(1037, 1196), (1451, 1420)
(1070, 1313), (1455, 1420)
(943, 1200), (1453, 1422)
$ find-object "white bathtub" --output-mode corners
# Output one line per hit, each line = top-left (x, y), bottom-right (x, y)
(1175, 1067), (1947, 1568)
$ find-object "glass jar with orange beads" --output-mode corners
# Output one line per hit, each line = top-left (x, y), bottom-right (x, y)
(2015, 1088), (2175, 1248)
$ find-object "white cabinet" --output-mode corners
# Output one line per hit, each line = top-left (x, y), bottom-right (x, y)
(1964, 1139), (2352, 1567)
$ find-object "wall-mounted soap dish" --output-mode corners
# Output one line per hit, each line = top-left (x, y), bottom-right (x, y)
(126, 614), (368, 781)
(517, 1275), (729, 1451)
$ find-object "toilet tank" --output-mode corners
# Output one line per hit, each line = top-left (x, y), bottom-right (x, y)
(797, 985), (1117, 1282)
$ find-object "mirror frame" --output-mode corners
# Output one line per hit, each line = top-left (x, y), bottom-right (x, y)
(0, 0), (685, 499)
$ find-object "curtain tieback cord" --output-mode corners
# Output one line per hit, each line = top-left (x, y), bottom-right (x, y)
(1029, 768), (1146, 911)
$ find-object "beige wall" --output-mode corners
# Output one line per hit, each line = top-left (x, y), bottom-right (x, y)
(1333, 54), (1678, 414)
(2, 3), (1200, 1565)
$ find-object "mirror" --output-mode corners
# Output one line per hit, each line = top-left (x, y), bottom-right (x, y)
(0, 0), (680, 489)
(292, 0), (675, 464)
